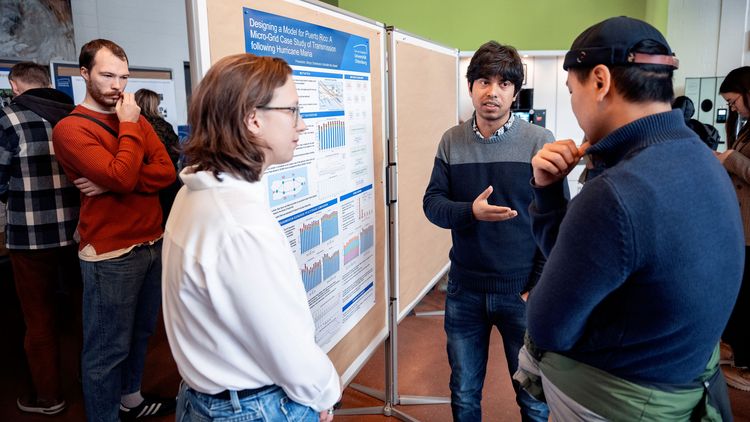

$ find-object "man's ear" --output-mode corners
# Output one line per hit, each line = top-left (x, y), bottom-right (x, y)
(591, 64), (612, 101)
(246, 110), (262, 136)
(9, 79), (21, 96)
(468, 80), (473, 94)
(80, 67), (90, 82)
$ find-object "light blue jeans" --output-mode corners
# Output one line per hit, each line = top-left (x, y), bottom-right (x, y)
(445, 279), (549, 422)
(80, 241), (163, 422)
(177, 382), (318, 421)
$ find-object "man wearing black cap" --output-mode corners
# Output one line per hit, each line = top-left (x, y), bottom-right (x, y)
(524, 16), (742, 419)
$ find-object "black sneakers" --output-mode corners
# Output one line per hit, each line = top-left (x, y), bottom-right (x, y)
(119, 396), (176, 420)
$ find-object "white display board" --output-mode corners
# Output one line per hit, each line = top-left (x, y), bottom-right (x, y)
(51, 62), (179, 131)
(245, 7), (376, 351)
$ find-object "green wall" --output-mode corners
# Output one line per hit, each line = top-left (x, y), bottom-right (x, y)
(337, 0), (669, 51)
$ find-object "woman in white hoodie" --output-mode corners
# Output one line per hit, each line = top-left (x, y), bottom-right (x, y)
(161, 53), (340, 422)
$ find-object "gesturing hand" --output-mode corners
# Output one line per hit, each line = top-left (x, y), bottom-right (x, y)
(115, 92), (141, 123)
(319, 409), (333, 422)
(472, 185), (517, 222)
(715, 149), (734, 165)
(531, 140), (590, 187)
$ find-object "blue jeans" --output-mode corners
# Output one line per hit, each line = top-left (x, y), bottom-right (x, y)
(80, 241), (163, 422)
(176, 382), (318, 421)
(445, 279), (549, 422)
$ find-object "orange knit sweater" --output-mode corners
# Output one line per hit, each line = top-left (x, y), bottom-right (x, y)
(52, 105), (176, 254)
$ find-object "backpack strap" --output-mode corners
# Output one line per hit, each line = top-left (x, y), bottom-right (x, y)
(67, 112), (118, 139)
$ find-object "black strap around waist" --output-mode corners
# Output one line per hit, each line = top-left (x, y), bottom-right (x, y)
(209, 385), (276, 401)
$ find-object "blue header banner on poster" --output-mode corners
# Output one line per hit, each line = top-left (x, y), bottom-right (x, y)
(279, 198), (338, 226)
(301, 110), (345, 119)
(244, 8), (370, 73)
(340, 184), (373, 202)
(293, 70), (342, 79)
(55, 76), (74, 100)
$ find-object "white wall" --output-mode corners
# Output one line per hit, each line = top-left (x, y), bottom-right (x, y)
(458, 55), (472, 123)
(668, 0), (749, 95)
(70, 0), (190, 126)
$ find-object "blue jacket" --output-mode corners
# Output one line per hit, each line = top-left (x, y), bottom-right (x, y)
(528, 110), (744, 384)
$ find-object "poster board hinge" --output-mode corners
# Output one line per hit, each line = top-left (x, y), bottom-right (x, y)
(386, 162), (397, 204)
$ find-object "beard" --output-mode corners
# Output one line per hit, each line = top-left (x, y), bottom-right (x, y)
(86, 79), (121, 109)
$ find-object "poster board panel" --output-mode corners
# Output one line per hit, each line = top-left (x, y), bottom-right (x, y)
(391, 32), (455, 318)
(202, 0), (387, 384)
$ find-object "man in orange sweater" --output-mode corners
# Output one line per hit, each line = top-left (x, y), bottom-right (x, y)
(52, 39), (177, 422)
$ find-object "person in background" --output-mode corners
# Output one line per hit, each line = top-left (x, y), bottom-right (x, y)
(52, 39), (177, 421)
(134, 88), (180, 226)
(672, 95), (721, 150)
(423, 40), (553, 421)
(525, 17), (741, 420)
(162, 53), (340, 422)
(0, 61), (80, 416)
(717, 65), (750, 391)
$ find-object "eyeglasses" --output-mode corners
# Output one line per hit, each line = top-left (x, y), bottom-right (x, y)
(727, 96), (741, 109)
(258, 106), (301, 126)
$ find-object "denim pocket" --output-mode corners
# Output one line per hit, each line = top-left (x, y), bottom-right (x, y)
(278, 396), (316, 421)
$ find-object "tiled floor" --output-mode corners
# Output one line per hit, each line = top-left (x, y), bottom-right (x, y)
(1, 258), (749, 421)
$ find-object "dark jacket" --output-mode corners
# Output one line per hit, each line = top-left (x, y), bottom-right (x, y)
(528, 110), (744, 385)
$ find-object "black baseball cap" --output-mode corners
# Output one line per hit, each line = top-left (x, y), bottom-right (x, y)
(563, 16), (679, 70)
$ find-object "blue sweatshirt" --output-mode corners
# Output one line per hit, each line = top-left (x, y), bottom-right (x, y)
(423, 117), (554, 293)
(528, 110), (744, 384)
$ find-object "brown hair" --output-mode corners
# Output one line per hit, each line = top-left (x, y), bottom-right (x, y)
(719, 66), (750, 145)
(184, 53), (292, 182)
(135, 89), (161, 120)
(8, 62), (51, 88)
(79, 39), (128, 70)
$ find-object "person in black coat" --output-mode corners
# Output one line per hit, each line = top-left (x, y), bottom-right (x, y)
(135, 88), (180, 226)
(672, 95), (721, 150)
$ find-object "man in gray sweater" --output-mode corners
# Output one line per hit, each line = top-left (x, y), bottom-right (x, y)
(423, 41), (555, 422)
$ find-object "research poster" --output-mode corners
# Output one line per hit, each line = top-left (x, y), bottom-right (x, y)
(245, 8), (376, 351)
(53, 70), (179, 131)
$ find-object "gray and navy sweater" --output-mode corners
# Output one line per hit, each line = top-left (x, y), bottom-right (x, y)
(423, 117), (555, 293)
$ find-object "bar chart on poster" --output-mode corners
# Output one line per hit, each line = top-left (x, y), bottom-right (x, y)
(244, 5), (382, 352)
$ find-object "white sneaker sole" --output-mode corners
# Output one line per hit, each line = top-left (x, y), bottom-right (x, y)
(17, 398), (67, 415)
(725, 379), (750, 392)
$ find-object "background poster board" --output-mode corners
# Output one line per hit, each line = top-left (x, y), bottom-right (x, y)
(0, 58), (20, 108)
(388, 30), (455, 320)
(51, 62), (179, 131)
(189, 0), (388, 384)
